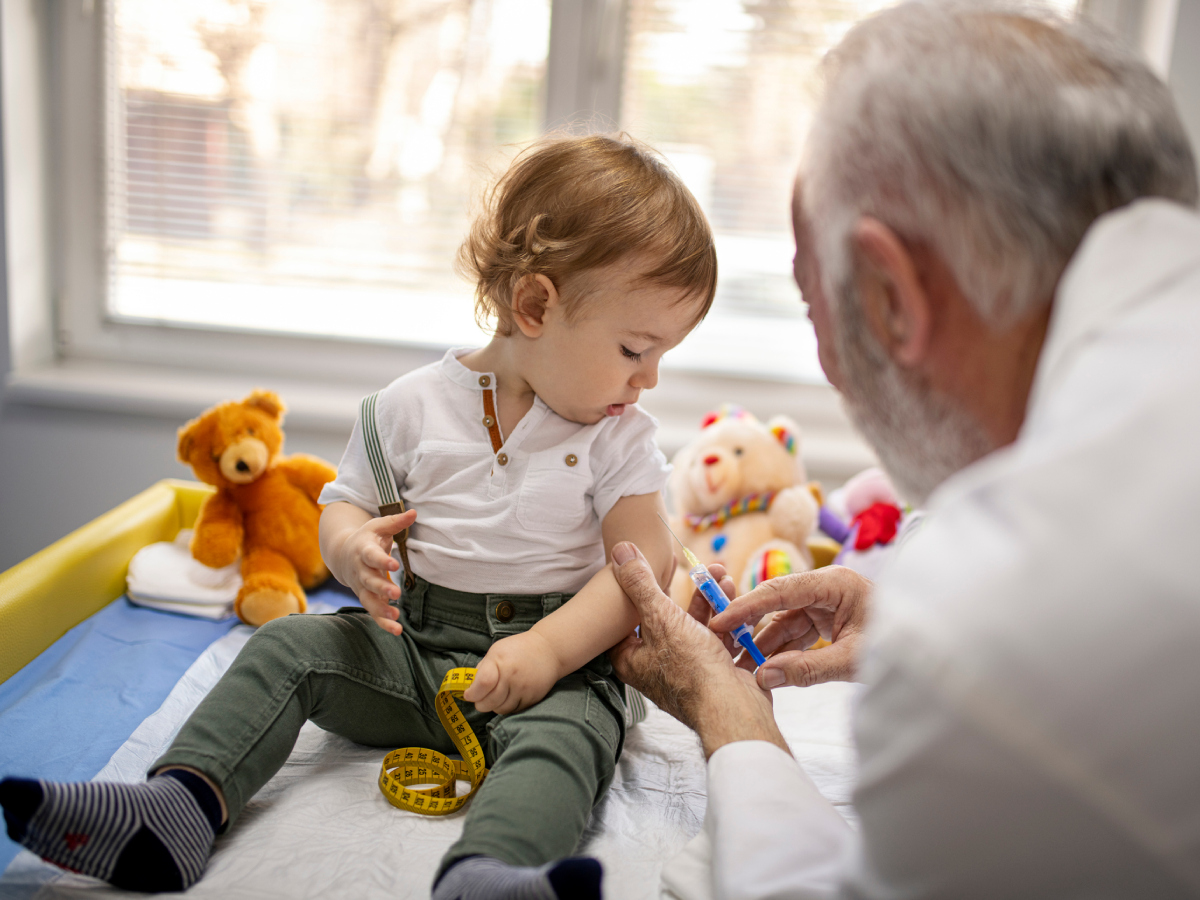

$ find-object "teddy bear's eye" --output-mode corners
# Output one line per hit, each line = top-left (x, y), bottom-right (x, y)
(211, 453), (220, 463)
(733, 447), (744, 456)
(247, 427), (255, 436)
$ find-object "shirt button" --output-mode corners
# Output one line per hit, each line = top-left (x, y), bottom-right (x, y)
(478, 375), (491, 387)
(495, 600), (515, 623)
(565, 453), (578, 467)
(482, 415), (495, 428)
(497, 453), (508, 466)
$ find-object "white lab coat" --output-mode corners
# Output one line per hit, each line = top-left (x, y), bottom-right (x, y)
(662, 198), (1200, 900)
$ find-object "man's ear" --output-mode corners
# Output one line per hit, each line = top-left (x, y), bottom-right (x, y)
(511, 274), (560, 338)
(851, 217), (931, 367)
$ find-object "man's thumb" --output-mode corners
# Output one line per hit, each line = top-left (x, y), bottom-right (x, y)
(757, 641), (855, 690)
(612, 542), (661, 611)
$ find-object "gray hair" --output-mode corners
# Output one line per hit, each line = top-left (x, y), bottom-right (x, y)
(801, 0), (1199, 327)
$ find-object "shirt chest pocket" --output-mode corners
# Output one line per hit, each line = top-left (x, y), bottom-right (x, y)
(516, 448), (593, 532)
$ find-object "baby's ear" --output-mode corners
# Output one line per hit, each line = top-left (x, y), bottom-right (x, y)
(245, 389), (286, 421)
(510, 274), (557, 336)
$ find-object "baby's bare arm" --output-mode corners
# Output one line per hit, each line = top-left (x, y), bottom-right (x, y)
(319, 500), (414, 635)
(464, 492), (674, 713)
(535, 491), (674, 672)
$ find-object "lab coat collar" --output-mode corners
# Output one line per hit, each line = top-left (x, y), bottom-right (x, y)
(926, 198), (1200, 514)
(1027, 198), (1200, 415)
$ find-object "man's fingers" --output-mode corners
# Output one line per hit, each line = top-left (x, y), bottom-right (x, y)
(755, 637), (860, 690)
(711, 574), (805, 631)
(608, 634), (644, 684)
(753, 611), (819, 655)
(711, 567), (863, 632)
(706, 563), (729, 585)
(718, 573), (735, 601)
(612, 542), (671, 617)
(686, 588), (712, 626)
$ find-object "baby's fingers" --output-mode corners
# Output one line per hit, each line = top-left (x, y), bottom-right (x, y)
(362, 570), (400, 602)
(362, 543), (400, 573)
(369, 606), (404, 637)
(369, 510), (417, 538)
(463, 658), (499, 705)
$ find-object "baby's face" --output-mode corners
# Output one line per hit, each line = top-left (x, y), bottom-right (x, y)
(526, 264), (704, 425)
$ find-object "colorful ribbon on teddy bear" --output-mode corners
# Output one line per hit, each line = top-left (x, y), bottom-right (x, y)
(684, 490), (778, 533)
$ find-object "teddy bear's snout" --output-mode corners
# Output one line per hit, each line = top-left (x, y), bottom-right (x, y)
(219, 437), (270, 484)
(689, 447), (740, 502)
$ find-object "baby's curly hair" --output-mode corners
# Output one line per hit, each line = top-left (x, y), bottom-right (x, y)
(457, 133), (717, 335)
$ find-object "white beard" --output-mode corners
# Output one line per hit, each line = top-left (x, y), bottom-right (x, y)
(831, 286), (994, 506)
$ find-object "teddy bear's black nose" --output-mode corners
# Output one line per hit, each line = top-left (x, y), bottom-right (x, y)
(236, 460), (250, 473)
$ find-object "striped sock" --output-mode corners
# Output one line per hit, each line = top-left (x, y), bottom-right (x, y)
(0, 772), (220, 892)
(433, 855), (602, 900)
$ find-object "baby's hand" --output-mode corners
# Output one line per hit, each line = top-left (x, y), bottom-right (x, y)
(464, 631), (562, 715)
(335, 510), (416, 636)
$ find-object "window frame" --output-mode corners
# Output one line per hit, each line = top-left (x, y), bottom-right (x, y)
(4, 0), (903, 481)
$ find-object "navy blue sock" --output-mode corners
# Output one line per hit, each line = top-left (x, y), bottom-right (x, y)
(433, 854), (603, 900)
(0, 774), (218, 892)
(547, 857), (603, 900)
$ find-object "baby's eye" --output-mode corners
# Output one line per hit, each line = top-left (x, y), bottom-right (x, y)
(620, 345), (643, 362)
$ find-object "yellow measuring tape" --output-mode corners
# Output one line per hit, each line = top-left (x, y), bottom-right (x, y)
(378, 667), (489, 816)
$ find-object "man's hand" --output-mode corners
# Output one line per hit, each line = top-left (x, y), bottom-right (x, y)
(710, 566), (872, 690)
(609, 542), (789, 759)
(331, 509), (416, 636)
(464, 631), (561, 715)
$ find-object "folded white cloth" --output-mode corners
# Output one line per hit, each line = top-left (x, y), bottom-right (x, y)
(126, 529), (240, 619)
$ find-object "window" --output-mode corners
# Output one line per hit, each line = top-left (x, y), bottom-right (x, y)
(110, 0), (550, 348)
(620, 0), (894, 380)
(98, 0), (909, 384)
(31, 0), (1086, 399)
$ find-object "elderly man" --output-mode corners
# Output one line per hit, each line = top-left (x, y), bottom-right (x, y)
(610, 2), (1200, 898)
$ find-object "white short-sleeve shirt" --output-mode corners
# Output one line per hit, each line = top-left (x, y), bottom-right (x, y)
(319, 348), (671, 594)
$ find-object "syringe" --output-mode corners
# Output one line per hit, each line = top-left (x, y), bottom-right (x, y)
(658, 515), (768, 668)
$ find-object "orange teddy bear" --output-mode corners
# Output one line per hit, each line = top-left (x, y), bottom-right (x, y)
(177, 390), (338, 627)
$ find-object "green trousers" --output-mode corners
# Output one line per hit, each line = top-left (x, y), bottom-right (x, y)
(153, 575), (627, 881)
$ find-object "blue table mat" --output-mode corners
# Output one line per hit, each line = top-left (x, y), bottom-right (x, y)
(0, 582), (359, 874)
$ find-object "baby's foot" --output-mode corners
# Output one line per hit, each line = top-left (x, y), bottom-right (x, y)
(433, 854), (602, 900)
(0, 770), (221, 892)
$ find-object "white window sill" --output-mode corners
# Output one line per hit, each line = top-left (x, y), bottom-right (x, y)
(4, 358), (877, 483)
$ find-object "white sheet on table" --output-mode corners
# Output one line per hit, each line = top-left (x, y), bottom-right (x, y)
(0, 602), (858, 900)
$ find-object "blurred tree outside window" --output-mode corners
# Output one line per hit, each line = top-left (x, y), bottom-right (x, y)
(112, 0), (549, 347)
(110, 0), (1076, 382)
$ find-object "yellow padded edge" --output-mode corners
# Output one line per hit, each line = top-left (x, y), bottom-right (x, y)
(0, 479), (215, 685)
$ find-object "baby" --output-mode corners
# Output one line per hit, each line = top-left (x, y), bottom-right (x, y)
(0, 134), (716, 899)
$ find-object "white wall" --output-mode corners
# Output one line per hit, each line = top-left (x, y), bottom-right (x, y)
(4, 1), (1200, 573)
(1170, 0), (1200, 155)
(0, 401), (355, 572)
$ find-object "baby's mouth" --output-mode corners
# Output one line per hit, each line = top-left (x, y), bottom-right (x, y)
(605, 404), (626, 417)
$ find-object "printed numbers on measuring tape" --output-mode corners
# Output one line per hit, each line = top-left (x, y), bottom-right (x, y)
(378, 667), (488, 816)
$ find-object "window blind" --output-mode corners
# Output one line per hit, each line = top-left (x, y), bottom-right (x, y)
(108, 0), (551, 346)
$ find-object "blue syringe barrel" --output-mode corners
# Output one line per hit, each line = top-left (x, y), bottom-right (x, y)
(688, 565), (767, 667)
